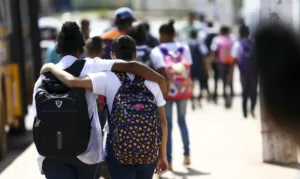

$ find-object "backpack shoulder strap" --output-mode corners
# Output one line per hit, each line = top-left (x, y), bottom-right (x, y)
(177, 45), (185, 55)
(144, 47), (152, 58)
(159, 45), (169, 57)
(114, 72), (131, 85)
(43, 60), (86, 87)
(65, 60), (86, 77)
(133, 75), (145, 86)
(141, 47), (152, 63)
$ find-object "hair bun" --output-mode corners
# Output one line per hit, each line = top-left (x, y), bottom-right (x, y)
(119, 36), (135, 49)
(168, 19), (175, 26)
(61, 21), (81, 40)
(137, 24), (146, 33)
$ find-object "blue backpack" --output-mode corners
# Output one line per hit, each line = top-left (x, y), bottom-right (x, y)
(238, 38), (253, 76)
(108, 72), (162, 165)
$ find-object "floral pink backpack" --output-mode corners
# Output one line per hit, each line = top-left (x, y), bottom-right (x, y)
(159, 45), (193, 100)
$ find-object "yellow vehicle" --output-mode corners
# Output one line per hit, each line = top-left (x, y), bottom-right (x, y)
(0, 0), (41, 158)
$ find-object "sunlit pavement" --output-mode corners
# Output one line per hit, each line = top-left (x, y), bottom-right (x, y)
(155, 98), (298, 179)
(0, 97), (298, 179)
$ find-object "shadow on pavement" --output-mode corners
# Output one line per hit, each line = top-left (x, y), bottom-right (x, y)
(265, 162), (300, 170)
(160, 167), (210, 179)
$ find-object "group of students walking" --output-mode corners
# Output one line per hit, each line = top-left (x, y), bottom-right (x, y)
(35, 7), (258, 179)
(181, 11), (258, 119)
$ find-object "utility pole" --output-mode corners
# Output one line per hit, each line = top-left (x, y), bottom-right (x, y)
(259, 0), (298, 164)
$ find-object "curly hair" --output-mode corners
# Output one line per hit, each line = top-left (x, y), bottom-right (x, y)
(56, 21), (85, 55)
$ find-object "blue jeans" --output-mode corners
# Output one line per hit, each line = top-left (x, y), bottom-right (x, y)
(165, 100), (190, 163)
(42, 157), (100, 179)
(105, 135), (156, 179)
(220, 64), (234, 97)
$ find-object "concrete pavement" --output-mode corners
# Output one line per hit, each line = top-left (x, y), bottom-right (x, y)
(156, 98), (298, 179)
(0, 97), (299, 179)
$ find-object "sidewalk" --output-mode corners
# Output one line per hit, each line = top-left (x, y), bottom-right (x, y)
(155, 98), (298, 179)
(0, 98), (298, 179)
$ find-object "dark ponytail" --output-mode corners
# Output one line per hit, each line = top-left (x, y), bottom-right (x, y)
(111, 35), (136, 61)
(127, 23), (147, 45)
(159, 19), (176, 35)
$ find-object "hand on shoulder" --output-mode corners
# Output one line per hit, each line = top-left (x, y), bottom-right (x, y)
(40, 63), (56, 75)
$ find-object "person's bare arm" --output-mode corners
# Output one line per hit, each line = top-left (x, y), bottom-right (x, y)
(40, 61), (167, 94)
(111, 61), (166, 95)
(158, 106), (167, 159)
(40, 63), (93, 90)
(156, 68), (169, 98)
(155, 106), (168, 174)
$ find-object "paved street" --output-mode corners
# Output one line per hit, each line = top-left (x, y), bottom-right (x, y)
(0, 96), (298, 179)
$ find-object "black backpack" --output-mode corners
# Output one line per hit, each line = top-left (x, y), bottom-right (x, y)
(33, 60), (92, 158)
(205, 33), (217, 53)
(136, 47), (153, 69)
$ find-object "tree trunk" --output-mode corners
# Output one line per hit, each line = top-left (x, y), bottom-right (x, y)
(261, 103), (298, 164)
(259, 0), (298, 164)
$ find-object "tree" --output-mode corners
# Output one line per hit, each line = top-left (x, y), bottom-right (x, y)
(259, 0), (298, 164)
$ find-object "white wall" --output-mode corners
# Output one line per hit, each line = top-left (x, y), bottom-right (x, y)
(132, 0), (235, 26)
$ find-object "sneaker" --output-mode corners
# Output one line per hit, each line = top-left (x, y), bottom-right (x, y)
(183, 156), (191, 166)
(250, 110), (256, 119)
(168, 163), (173, 171)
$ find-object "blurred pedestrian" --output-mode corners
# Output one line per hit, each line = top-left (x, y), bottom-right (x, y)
(80, 19), (91, 59)
(151, 20), (193, 170)
(101, 7), (136, 59)
(84, 36), (111, 178)
(45, 43), (60, 64)
(232, 25), (257, 118)
(211, 26), (235, 108)
(188, 29), (209, 109)
(127, 23), (153, 68)
(84, 37), (106, 127)
(205, 21), (219, 103)
(81, 19), (90, 41)
(179, 11), (201, 42)
(141, 21), (160, 48)
(198, 13), (208, 42)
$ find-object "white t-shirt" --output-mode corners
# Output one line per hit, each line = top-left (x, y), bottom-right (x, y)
(136, 45), (150, 57)
(150, 42), (193, 70)
(87, 72), (166, 133)
(231, 41), (240, 59)
(33, 55), (117, 173)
